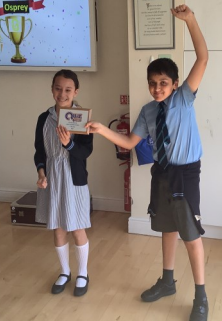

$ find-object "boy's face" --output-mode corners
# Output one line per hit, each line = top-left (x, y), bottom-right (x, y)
(52, 76), (78, 109)
(148, 73), (178, 102)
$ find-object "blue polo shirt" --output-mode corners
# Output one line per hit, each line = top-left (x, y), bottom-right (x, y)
(132, 80), (202, 165)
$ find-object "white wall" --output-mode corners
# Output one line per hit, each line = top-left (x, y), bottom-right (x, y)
(184, 0), (222, 231)
(128, 0), (222, 239)
(0, 0), (129, 212)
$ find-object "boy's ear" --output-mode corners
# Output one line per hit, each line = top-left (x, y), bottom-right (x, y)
(173, 79), (179, 89)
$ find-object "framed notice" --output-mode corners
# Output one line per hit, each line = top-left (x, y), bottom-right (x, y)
(134, 0), (175, 50)
(58, 107), (92, 135)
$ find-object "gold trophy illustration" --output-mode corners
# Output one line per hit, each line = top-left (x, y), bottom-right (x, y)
(0, 16), (32, 63)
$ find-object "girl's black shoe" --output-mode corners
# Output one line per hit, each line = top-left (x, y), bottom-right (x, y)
(74, 275), (89, 297)
(51, 273), (71, 294)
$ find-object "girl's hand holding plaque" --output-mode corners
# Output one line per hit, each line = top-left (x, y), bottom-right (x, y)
(58, 107), (92, 135)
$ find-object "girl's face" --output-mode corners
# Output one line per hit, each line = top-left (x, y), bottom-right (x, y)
(52, 76), (78, 109)
(148, 73), (178, 102)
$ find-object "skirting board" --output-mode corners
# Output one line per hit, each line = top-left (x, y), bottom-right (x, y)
(0, 190), (29, 203)
(128, 217), (222, 240)
(92, 197), (126, 212)
(0, 190), (126, 213)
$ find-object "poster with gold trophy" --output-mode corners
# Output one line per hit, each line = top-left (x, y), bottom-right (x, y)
(0, 0), (95, 69)
(0, 15), (32, 63)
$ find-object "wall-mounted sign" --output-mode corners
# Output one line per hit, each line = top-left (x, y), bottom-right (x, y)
(134, 0), (175, 50)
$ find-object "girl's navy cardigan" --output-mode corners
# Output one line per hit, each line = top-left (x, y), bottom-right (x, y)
(34, 109), (93, 186)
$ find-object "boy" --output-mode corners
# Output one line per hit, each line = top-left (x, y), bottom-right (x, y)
(86, 4), (208, 321)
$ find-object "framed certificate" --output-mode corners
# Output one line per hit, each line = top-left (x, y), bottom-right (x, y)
(133, 0), (175, 50)
(58, 107), (92, 135)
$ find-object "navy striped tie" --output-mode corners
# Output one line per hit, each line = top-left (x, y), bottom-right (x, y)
(156, 101), (170, 169)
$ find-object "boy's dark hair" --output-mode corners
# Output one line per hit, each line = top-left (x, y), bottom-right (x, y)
(52, 69), (79, 89)
(147, 58), (179, 83)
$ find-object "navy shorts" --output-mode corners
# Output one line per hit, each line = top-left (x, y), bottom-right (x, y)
(148, 163), (201, 242)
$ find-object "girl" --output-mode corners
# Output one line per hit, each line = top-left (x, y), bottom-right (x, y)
(34, 69), (93, 297)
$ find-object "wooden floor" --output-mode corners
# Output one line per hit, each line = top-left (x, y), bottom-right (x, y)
(0, 203), (222, 321)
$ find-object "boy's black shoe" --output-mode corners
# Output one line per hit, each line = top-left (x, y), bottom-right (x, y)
(189, 297), (208, 321)
(141, 277), (176, 302)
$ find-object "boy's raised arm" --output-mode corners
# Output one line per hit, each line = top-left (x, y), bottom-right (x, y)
(171, 4), (208, 92)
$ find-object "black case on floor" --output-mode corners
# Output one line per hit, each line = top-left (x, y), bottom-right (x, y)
(10, 191), (46, 227)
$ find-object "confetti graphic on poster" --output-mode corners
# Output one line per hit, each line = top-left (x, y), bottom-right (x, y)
(0, 0), (93, 68)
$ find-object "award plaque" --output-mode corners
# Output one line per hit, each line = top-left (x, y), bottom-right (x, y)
(58, 107), (92, 135)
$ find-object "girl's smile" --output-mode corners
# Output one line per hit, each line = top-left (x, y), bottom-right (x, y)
(52, 76), (78, 110)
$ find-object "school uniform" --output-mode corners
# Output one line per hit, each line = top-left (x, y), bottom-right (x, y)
(132, 80), (204, 240)
(34, 106), (93, 232)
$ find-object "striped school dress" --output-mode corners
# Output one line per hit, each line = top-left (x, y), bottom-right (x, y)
(35, 107), (91, 231)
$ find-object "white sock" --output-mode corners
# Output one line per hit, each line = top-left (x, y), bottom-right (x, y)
(55, 243), (71, 286)
(75, 241), (89, 287)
